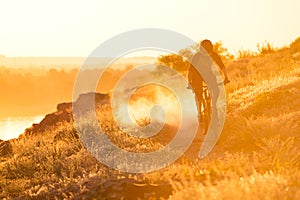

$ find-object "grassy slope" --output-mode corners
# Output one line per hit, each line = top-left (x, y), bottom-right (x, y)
(0, 47), (300, 199)
(169, 48), (300, 199)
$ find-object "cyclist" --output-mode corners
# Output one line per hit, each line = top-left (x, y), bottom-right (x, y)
(188, 39), (230, 88)
(188, 39), (230, 133)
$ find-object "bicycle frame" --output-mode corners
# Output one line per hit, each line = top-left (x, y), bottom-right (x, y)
(192, 84), (212, 135)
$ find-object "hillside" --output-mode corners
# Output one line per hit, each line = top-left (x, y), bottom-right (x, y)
(0, 42), (299, 199)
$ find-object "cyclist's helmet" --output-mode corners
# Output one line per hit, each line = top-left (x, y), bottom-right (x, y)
(200, 39), (213, 53)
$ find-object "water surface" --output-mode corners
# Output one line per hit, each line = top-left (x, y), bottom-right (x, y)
(0, 116), (44, 140)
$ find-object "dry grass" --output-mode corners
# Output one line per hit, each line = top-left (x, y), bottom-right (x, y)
(0, 44), (300, 199)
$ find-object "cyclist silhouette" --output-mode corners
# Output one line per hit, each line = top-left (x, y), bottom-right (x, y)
(188, 39), (230, 133)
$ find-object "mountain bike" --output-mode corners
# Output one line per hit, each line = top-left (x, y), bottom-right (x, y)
(199, 85), (211, 135)
(187, 83), (211, 135)
(192, 80), (229, 135)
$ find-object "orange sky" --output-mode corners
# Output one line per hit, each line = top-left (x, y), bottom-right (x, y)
(0, 0), (299, 57)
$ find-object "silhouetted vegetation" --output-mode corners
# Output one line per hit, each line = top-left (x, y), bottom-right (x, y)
(157, 41), (234, 75)
(0, 68), (77, 117)
(257, 41), (275, 55)
(290, 37), (300, 53)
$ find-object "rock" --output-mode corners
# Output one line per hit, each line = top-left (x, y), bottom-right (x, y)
(57, 102), (72, 112)
(24, 92), (110, 136)
(25, 111), (73, 134)
(73, 92), (110, 114)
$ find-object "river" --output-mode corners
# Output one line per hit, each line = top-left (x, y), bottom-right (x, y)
(0, 116), (44, 140)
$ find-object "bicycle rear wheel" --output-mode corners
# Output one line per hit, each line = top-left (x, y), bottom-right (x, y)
(202, 87), (211, 135)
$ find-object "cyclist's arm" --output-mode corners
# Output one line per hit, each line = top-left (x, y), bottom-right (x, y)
(211, 52), (230, 83)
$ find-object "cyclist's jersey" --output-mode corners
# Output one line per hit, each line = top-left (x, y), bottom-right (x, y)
(188, 50), (224, 92)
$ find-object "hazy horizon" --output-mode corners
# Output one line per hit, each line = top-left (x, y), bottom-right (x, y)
(1, 0), (300, 57)
(0, 56), (157, 69)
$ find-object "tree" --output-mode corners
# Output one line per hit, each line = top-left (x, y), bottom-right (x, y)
(157, 54), (189, 73)
(213, 41), (234, 60)
(178, 43), (199, 61)
(157, 40), (233, 74)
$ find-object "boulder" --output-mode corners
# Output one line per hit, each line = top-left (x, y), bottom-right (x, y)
(57, 102), (72, 112)
(73, 92), (110, 114)
(24, 92), (110, 135)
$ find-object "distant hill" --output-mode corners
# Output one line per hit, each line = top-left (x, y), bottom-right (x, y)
(0, 56), (156, 69)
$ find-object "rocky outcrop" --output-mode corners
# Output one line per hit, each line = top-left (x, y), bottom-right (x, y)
(24, 92), (110, 135)
(73, 92), (110, 114)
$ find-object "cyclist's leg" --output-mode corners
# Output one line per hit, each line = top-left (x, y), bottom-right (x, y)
(194, 88), (203, 132)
